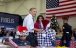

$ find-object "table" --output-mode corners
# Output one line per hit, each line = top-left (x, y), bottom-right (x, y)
(37, 46), (56, 48)
(0, 45), (11, 48)
(0, 45), (57, 48)
(0, 46), (69, 48)
(18, 46), (56, 48)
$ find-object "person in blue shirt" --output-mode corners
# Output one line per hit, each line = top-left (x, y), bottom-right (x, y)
(10, 26), (31, 48)
(12, 35), (30, 46)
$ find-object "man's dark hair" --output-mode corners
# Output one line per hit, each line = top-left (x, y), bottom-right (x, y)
(29, 8), (36, 11)
(62, 16), (69, 21)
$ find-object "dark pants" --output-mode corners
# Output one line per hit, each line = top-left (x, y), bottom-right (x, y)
(26, 32), (38, 47)
(51, 41), (55, 46)
(61, 40), (70, 47)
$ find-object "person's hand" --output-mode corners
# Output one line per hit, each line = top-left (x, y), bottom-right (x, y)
(34, 28), (43, 33)
(71, 37), (75, 41)
(37, 29), (43, 32)
(64, 40), (66, 43)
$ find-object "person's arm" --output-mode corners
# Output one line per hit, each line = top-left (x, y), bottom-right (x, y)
(3, 39), (10, 46)
(33, 28), (42, 32)
(3, 41), (10, 45)
(23, 16), (42, 32)
(62, 25), (66, 42)
(70, 26), (72, 36)
(71, 31), (75, 41)
(34, 22), (43, 33)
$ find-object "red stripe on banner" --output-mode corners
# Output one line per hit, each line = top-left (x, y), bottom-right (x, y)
(46, 10), (76, 15)
(60, 1), (76, 6)
(46, 0), (76, 18)
(46, 12), (76, 17)
(59, 0), (73, 3)
(46, 14), (76, 18)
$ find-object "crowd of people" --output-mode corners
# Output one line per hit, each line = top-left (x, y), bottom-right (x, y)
(0, 27), (16, 38)
(0, 8), (76, 48)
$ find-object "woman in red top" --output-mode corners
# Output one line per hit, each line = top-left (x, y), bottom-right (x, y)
(34, 15), (44, 46)
(34, 15), (44, 33)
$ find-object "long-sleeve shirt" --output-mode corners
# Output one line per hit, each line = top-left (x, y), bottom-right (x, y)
(23, 14), (34, 32)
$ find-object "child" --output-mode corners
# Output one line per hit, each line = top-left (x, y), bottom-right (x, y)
(9, 26), (31, 48)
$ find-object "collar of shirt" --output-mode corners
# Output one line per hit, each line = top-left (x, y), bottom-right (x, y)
(29, 14), (33, 19)
(29, 14), (34, 21)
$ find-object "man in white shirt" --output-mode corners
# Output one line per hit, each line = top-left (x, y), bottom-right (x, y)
(23, 8), (42, 47)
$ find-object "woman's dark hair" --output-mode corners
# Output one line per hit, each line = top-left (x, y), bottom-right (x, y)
(36, 15), (44, 22)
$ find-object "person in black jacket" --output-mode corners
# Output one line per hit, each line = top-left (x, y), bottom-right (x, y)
(10, 29), (16, 38)
(0, 26), (8, 37)
(61, 17), (72, 47)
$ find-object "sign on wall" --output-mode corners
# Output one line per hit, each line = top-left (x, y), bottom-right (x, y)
(0, 12), (19, 28)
